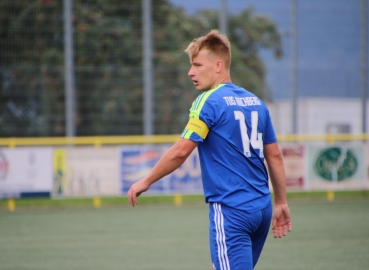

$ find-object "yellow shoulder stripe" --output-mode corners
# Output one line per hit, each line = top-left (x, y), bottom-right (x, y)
(185, 118), (209, 139)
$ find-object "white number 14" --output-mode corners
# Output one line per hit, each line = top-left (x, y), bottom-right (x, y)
(234, 110), (264, 158)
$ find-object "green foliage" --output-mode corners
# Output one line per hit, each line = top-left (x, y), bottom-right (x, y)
(229, 8), (282, 99)
(0, 1), (282, 136)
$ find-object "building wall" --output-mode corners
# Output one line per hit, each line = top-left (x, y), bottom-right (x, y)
(266, 98), (365, 134)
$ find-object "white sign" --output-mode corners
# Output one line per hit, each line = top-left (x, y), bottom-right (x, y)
(52, 147), (119, 198)
(0, 148), (53, 198)
(307, 144), (366, 190)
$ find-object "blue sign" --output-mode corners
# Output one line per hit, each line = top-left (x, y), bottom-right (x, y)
(119, 145), (203, 195)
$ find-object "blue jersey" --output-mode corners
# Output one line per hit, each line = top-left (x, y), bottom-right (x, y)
(181, 82), (277, 212)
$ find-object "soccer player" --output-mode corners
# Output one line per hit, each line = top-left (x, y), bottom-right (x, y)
(128, 29), (292, 270)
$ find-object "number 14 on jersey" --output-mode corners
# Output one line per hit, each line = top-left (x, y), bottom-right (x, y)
(234, 110), (264, 158)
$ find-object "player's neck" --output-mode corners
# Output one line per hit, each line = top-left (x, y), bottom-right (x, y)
(211, 74), (231, 89)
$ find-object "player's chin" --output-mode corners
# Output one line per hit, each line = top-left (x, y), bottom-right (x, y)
(195, 85), (206, 91)
(193, 83), (200, 90)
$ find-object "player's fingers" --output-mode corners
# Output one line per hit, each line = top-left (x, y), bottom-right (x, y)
(272, 226), (277, 238)
(273, 226), (281, 238)
(272, 217), (278, 238)
(283, 223), (288, 236)
(133, 193), (139, 206)
(282, 219), (292, 236)
(274, 226), (281, 238)
(127, 189), (130, 202)
(127, 189), (136, 207)
(278, 224), (283, 238)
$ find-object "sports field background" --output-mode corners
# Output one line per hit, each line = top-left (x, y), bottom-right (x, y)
(0, 193), (368, 270)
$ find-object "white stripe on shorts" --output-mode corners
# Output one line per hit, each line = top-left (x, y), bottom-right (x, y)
(213, 203), (231, 270)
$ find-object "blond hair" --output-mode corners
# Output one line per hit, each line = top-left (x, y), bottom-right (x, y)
(184, 29), (231, 69)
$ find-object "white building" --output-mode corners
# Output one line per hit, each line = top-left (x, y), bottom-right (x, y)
(266, 98), (366, 135)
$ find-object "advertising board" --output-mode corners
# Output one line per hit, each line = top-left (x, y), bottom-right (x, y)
(119, 145), (203, 195)
(280, 144), (305, 190)
(0, 147), (53, 198)
(52, 147), (119, 198)
(306, 144), (366, 190)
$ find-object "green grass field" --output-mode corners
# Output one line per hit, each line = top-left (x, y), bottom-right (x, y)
(0, 194), (368, 269)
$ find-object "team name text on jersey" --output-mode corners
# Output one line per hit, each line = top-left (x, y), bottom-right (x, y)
(223, 96), (261, 107)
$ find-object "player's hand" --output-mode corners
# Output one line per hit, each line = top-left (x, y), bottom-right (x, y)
(127, 180), (150, 207)
(272, 203), (292, 238)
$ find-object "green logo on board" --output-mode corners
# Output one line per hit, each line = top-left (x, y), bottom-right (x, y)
(314, 147), (358, 181)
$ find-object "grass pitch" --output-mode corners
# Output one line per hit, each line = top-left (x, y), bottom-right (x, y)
(0, 196), (368, 269)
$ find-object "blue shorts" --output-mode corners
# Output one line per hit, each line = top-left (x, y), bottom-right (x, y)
(209, 201), (272, 270)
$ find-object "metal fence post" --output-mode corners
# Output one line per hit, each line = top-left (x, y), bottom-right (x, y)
(143, 0), (154, 135)
(291, 0), (298, 134)
(361, 0), (368, 134)
(219, 0), (228, 35)
(64, 0), (75, 137)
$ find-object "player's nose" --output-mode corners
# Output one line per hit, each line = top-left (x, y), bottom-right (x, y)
(188, 67), (194, 77)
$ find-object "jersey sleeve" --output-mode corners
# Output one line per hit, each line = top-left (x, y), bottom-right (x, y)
(263, 107), (278, 144)
(180, 91), (216, 143)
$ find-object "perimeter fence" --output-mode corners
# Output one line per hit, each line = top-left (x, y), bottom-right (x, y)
(0, 134), (368, 199)
(2, 1), (366, 137)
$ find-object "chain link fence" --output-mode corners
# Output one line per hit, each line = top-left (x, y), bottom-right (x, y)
(1, 0), (365, 137)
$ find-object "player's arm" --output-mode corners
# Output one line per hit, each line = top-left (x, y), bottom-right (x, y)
(264, 142), (287, 205)
(127, 138), (198, 207)
(264, 142), (292, 238)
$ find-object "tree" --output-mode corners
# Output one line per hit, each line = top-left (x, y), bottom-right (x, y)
(229, 8), (282, 100)
(0, 0), (282, 137)
(153, 8), (282, 133)
(0, 0), (64, 136)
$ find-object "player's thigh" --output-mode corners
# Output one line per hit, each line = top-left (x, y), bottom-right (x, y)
(209, 203), (254, 270)
(251, 202), (273, 267)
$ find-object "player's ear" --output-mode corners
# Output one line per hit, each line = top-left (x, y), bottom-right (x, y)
(215, 60), (223, 73)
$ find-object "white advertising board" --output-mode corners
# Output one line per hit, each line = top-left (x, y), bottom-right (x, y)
(306, 144), (367, 190)
(0, 147), (53, 198)
(52, 147), (119, 198)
